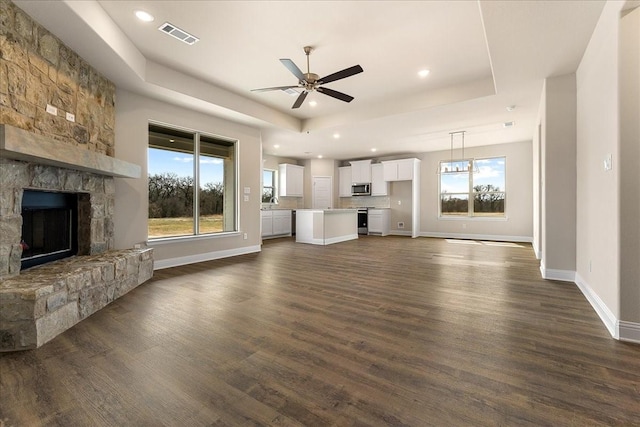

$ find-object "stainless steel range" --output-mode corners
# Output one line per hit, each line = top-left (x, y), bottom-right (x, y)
(357, 208), (368, 234)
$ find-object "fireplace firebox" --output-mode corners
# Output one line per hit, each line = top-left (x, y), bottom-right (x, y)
(21, 190), (78, 270)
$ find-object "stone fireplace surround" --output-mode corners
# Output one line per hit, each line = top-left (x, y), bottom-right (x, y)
(0, 124), (153, 351)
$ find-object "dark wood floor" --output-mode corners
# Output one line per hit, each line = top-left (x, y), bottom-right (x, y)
(1, 236), (639, 426)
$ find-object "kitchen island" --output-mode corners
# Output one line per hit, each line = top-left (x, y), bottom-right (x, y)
(296, 209), (358, 245)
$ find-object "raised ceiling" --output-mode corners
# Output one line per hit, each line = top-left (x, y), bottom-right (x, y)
(14, 0), (606, 160)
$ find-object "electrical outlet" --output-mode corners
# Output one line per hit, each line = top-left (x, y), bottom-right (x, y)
(65, 112), (75, 122)
(46, 104), (57, 115)
(243, 195), (249, 202)
(243, 233), (248, 240)
(398, 222), (404, 229)
(397, 200), (402, 205)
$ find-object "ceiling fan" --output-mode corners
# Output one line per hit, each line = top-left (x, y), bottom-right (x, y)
(251, 46), (363, 109)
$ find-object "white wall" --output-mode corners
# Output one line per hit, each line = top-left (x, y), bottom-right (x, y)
(542, 74), (577, 275)
(619, 6), (640, 325)
(420, 141), (533, 241)
(575, 1), (622, 320)
(114, 89), (262, 268)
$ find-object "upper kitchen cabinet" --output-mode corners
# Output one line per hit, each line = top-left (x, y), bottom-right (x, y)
(339, 166), (352, 197)
(382, 158), (418, 181)
(370, 163), (389, 196)
(279, 164), (304, 197)
(350, 159), (372, 183)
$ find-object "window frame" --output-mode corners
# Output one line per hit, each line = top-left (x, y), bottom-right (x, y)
(438, 156), (506, 219)
(262, 168), (278, 205)
(147, 121), (239, 241)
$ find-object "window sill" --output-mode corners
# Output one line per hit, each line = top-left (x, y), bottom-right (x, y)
(438, 216), (508, 222)
(148, 231), (241, 245)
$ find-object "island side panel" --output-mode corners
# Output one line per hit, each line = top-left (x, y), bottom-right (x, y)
(324, 211), (358, 244)
(296, 210), (324, 245)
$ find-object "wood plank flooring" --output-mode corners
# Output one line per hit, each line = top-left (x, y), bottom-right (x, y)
(1, 236), (639, 426)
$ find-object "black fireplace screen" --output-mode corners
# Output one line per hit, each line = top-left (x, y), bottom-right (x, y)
(21, 190), (78, 270)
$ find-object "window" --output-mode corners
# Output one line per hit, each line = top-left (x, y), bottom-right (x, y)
(262, 169), (276, 203)
(147, 123), (237, 239)
(439, 157), (505, 217)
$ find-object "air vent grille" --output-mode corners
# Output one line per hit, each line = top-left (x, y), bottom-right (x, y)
(158, 22), (199, 45)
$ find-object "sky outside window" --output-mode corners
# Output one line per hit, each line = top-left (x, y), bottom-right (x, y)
(148, 147), (224, 185)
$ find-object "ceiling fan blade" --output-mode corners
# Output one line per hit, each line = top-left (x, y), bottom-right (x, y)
(292, 90), (308, 109)
(318, 65), (363, 85)
(280, 59), (306, 82)
(316, 87), (354, 103)
(251, 85), (299, 92)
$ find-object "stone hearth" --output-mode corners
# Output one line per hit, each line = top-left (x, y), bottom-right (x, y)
(0, 248), (153, 351)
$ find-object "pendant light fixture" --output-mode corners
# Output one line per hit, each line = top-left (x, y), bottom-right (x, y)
(437, 131), (479, 174)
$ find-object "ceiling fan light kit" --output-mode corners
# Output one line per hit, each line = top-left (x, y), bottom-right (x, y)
(252, 46), (363, 109)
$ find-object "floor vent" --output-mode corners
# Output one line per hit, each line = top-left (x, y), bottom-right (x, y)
(158, 22), (199, 45)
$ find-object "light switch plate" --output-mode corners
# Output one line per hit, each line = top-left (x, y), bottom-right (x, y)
(244, 187), (250, 194)
(65, 112), (75, 122)
(604, 154), (612, 171)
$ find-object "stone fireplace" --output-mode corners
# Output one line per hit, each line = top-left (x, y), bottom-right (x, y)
(0, 125), (153, 351)
(1, 0), (153, 351)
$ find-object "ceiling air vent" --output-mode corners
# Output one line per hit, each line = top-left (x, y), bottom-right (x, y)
(503, 121), (515, 128)
(158, 22), (199, 45)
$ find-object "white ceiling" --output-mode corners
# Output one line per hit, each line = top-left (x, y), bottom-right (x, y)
(15, 0), (606, 161)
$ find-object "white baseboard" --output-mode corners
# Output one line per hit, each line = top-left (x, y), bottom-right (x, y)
(390, 230), (412, 236)
(618, 321), (640, 344)
(574, 273), (618, 339)
(539, 260), (576, 282)
(153, 245), (261, 270)
(325, 234), (359, 245)
(420, 231), (533, 243)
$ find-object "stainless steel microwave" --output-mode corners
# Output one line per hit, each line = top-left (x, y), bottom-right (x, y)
(351, 183), (371, 196)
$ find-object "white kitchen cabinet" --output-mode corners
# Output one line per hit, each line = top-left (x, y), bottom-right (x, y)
(338, 166), (352, 197)
(272, 210), (291, 236)
(370, 163), (389, 196)
(350, 159), (372, 183)
(382, 158), (417, 181)
(279, 164), (304, 197)
(261, 210), (292, 238)
(261, 211), (273, 237)
(368, 209), (390, 236)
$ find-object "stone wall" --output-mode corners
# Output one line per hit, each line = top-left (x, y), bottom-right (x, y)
(0, 0), (116, 156)
(0, 158), (115, 278)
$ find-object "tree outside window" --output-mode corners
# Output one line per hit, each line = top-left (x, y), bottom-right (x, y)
(147, 124), (237, 239)
(439, 157), (505, 217)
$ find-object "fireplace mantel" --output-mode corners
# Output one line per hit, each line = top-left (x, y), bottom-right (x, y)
(0, 125), (140, 179)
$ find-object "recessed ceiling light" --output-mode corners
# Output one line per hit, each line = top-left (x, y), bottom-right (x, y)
(274, 144), (280, 148)
(418, 69), (430, 78)
(169, 139), (175, 143)
(506, 105), (516, 112)
(135, 10), (154, 22)
(333, 133), (340, 139)
(317, 155), (323, 159)
(371, 148), (377, 152)
(309, 101), (317, 107)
